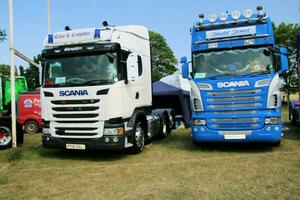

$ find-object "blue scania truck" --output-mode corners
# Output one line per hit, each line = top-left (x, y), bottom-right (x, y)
(181, 6), (288, 145)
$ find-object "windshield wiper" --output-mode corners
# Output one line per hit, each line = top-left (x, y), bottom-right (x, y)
(82, 79), (112, 86)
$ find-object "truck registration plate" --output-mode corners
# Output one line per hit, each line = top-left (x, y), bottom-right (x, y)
(66, 144), (86, 150)
(224, 135), (246, 140)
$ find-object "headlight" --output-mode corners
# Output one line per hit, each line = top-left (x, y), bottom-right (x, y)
(219, 12), (228, 21)
(103, 128), (124, 136)
(265, 117), (281, 125)
(231, 10), (241, 20)
(43, 128), (51, 135)
(192, 119), (206, 126)
(208, 14), (217, 23)
(243, 9), (253, 18)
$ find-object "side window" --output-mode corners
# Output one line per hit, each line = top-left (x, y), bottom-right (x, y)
(138, 55), (143, 76)
(121, 51), (130, 80)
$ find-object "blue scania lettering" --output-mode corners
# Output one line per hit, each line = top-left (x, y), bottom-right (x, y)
(59, 90), (89, 96)
(181, 7), (289, 145)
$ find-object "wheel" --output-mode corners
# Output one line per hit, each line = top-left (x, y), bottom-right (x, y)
(159, 114), (168, 138)
(0, 126), (12, 148)
(25, 120), (39, 133)
(291, 111), (297, 125)
(129, 121), (145, 154)
(167, 113), (175, 134)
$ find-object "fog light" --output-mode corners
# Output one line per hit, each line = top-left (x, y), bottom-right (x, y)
(104, 137), (110, 143)
(46, 136), (50, 141)
(266, 126), (271, 131)
(113, 137), (119, 143)
(43, 128), (51, 135)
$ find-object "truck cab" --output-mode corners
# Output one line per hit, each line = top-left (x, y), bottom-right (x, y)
(182, 7), (288, 145)
(41, 25), (173, 153)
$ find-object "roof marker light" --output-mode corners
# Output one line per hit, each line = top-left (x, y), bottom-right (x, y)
(256, 5), (265, 18)
(243, 9), (253, 18)
(231, 10), (241, 20)
(48, 34), (53, 43)
(94, 29), (101, 38)
(219, 12), (228, 21)
(208, 14), (217, 23)
(198, 13), (205, 24)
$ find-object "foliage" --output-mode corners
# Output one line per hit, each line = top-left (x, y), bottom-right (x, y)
(0, 29), (6, 42)
(149, 31), (178, 82)
(0, 64), (18, 76)
(22, 55), (41, 89)
(273, 23), (299, 101)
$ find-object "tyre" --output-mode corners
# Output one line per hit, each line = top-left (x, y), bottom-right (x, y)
(291, 111), (298, 125)
(167, 113), (175, 134)
(159, 114), (168, 138)
(25, 120), (39, 133)
(129, 120), (145, 154)
(0, 126), (12, 148)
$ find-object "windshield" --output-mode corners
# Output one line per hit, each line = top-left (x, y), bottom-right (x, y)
(43, 53), (118, 87)
(193, 47), (275, 79)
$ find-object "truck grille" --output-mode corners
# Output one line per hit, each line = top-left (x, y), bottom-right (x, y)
(202, 88), (266, 130)
(50, 99), (102, 137)
(204, 89), (264, 111)
(207, 116), (263, 130)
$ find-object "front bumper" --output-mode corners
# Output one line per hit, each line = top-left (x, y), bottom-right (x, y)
(42, 135), (128, 150)
(192, 124), (282, 143)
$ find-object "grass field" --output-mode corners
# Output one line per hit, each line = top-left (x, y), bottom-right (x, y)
(0, 108), (300, 200)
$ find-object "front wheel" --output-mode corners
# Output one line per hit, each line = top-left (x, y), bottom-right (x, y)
(129, 121), (145, 154)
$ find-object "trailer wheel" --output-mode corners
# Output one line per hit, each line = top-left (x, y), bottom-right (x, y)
(159, 114), (168, 138)
(25, 120), (39, 133)
(167, 112), (175, 133)
(0, 126), (12, 148)
(291, 110), (298, 125)
(129, 121), (145, 154)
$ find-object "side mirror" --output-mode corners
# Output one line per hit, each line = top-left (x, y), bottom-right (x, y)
(180, 56), (189, 79)
(126, 53), (139, 83)
(279, 47), (288, 73)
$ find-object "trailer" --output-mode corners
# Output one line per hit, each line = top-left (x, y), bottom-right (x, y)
(40, 24), (175, 153)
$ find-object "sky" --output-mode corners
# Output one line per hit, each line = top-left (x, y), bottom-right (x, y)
(0, 0), (299, 69)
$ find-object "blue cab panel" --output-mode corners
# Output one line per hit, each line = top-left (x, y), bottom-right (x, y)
(189, 8), (284, 143)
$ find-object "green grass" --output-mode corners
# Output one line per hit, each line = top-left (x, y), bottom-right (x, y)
(0, 108), (300, 200)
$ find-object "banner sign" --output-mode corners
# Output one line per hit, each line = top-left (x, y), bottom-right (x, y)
(206, 26), (256, 39)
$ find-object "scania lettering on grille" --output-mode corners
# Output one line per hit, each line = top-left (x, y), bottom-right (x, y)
(59, 90), (88, 96)
(217, 81), (250, 88)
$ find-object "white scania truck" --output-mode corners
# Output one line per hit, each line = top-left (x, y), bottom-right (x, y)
(41, 24), (174, 153)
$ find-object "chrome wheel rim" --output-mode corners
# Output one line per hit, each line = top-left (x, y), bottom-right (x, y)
(0, 127), (12, 146)
(135, 123), (144, 149)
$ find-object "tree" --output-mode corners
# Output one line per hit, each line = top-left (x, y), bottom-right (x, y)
(273, 22), (300, 103)
(149, 31), (178, 82)
(23, 55), (41, 89)
(0, 29), (6, 42)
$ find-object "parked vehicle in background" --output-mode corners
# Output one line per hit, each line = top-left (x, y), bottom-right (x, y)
(40, 24), (175, 153)
(17, 91), (42, 133)
(289, 31), (300, 125)
(0, 75), (28, 115)
(0, 117), (24, 148)
(181, 6), (288, 145)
